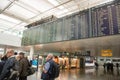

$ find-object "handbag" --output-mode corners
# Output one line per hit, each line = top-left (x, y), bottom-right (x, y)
(41, 71), (49, 80)
(27, 67), (36, 76)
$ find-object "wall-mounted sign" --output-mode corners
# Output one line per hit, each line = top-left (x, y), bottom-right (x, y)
(74, 51), (90, 56)
(101, 50), (112, 57)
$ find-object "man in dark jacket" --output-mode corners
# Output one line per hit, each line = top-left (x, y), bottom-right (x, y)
(19, 52), (29, 80)
(42, 53), (55, 80)
(0, 49), (16, 80)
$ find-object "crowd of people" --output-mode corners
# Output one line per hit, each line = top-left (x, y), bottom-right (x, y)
(0, 49), (31, 80)
(1, 49), (119, 80)
(103, 62), (119, 72)
(94, 61), (120, 72)
(0, 50), (60, 80)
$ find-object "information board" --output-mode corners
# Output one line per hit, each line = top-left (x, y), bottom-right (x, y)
(77, 10), (89, 39)
(91, 3), (120, 37)
(101, 49), (112, 57)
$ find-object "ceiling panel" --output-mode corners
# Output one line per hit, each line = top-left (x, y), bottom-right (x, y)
(6, 4), (36, 19)
(0, 0), (10, 10)
(67, 5), (78, 11)
(63, 1), (76, 8)
(0, 14), (21, 24)
(77, 0), (114, 9)
(56, 0), (70, 3)
(0, 29), (4, 32)
(14, 1), (40, 14)
(0, 19), (16, 28)
(56, 9), (68, 16)
(20, 0), (54, 12)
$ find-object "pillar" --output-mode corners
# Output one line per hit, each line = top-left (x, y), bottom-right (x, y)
(68, 53), (71, 69)
(4, 47), (7, 54)
(30, 46), (34, 60)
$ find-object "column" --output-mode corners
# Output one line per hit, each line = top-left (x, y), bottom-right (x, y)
(30, 46), (34, 60)
(4, 47), (7, 54)
(68, 53), (71, 69)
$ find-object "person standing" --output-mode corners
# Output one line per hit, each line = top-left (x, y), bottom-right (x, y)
(41, 53), (55, 80)
(0, 49), (16, 80)
(19, 52), (30, 80)
(0, 54), (2, 61)
(103, 63), (106, 70)
(116, 63), (119, 69)
(95, 62), (99, 70)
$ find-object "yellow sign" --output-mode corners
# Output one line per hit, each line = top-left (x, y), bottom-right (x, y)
(101, 50), (112, 57)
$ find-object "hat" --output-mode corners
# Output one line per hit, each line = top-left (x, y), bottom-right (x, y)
(19, 52), (25, 55)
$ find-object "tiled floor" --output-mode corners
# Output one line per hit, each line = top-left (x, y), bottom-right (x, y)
(28, 67), (120, 80)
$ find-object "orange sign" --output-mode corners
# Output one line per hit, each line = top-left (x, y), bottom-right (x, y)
(101, 50), (112, 57)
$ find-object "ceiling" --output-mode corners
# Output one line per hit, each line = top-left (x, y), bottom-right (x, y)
(0, 0), (114, 37)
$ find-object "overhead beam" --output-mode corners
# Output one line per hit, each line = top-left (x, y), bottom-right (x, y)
(0, 0), (30, 23)
(2, 11), (30, 23)
(0, 0), (16, 14)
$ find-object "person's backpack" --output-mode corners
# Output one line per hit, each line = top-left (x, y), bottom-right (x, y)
(54, 63), (60, 78)
(48, 60), (60, 78)
(8, 57), (19, 80)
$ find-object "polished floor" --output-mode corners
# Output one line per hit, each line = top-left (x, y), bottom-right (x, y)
(28, 67), (120, 80)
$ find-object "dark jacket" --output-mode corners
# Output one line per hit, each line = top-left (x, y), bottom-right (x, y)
(0, 56), (16, 80)
(19, 58), (29, 77)
(48, 59), (56, 79)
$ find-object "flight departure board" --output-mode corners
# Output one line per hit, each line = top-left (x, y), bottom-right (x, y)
(77, 10), (89, 39)
(91, 2), (120, 37)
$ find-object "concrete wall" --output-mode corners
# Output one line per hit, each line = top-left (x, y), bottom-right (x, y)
(90, 45), (120, 57)
(0, 32), (21, 47)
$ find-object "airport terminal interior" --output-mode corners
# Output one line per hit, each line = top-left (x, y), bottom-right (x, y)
(0, 0), (120, 80)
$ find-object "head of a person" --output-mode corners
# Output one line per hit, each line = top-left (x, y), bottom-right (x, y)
(53, 56), (59, 63)
(14, 52), (18, 55)
(6, 49), (14, 58)
(46, 53), (53, 61)
(16, 55), (20, 61)
(19, 52), (25, 59)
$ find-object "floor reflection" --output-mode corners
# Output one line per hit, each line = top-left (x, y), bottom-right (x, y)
(28, 67), (120, 80)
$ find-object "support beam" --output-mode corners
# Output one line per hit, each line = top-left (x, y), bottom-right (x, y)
(2, 11), (30, 23)
(0, 0), (16, 14)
